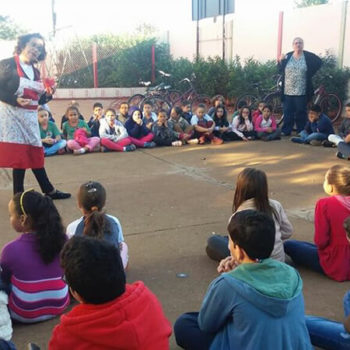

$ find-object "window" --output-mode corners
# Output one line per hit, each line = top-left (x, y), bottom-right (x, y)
(192, 0), (235, 20)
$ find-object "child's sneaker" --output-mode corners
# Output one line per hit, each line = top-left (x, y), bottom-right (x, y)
(144, 141), (156, 148)
(322, 140), (334, 148)
(172, 140), (182, 147)
(187, 138), (199, 145)
(124, 144), (136, 152)
(211, 136), (223, 145)
(73, 148), (86, 155)
(336, 151), (346, 159)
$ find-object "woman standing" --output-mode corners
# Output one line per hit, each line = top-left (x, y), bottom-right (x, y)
(0, 33), (70, 199)
(279, 37), (322, 136)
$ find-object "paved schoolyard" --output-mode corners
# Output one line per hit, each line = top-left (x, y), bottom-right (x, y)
(0, 99), (348, 349)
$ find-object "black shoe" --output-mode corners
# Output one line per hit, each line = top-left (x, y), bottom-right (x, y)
(322, 140), (334, 148)
(46, 190), (71, 200)
(336, 151), (346, 160)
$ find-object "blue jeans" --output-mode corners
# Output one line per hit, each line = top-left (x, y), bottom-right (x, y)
(282, 95), (308, 135)
(0, 340), (16, 350)
(283, 240), (324, 274)
(298, 130), (328, 144)
(338, 142), (350, 158)
(44, 140), (66, 156)
(305, 291), (350, 350)
(174, 312), (215, 350)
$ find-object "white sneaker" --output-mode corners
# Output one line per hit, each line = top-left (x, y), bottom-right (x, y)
(187, 138), (199, 145)
(172, 140), (183, 147)
(73, 148), (86, 155)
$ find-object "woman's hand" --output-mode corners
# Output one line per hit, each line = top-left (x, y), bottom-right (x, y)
(278, 53), (285, 62)
(217, 256), (239, 273)
(16, 97), (31, 107)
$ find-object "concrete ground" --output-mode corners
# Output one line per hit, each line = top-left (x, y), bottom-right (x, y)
(0, 99), (349, 349)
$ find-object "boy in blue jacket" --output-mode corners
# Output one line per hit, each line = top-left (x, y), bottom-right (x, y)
(291, 104), (334, 146)
(174, 210), (312, 350)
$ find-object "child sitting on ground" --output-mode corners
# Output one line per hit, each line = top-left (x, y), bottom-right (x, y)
(152, 110), (182, 147)
(99, 108), (136, 152)
(117, 102), (129, 125)
(88, 102), (104, 137)
(60, 101), (85, 130)
(66, 181), (129, 268)
(328, 103), (350, 159)
(252, 100), (266, 124)
(49, 236), (172, 350)
(1, 190), (69, 323)
(175, 210), (312, 350)
(208, 95), (226, 116)
(125, 108), (155, 148)
(232, 100), (246, 119)
(38, 106), (66, 156)
(206, 167), (293, 262)
(305, 217), (350, 350)
(254, 104), (281, 141)
(142, 100), (157, 130)
(168, 107), (197, 144)
(284, 165), (350, 281)
(212, 104), (237, 141)
(231, 106), (256, 141)
(191, 104), (223, 145)
(181, 100), (193, 124)
(291, 104), (334, 146)
(62, 106), (100, 155)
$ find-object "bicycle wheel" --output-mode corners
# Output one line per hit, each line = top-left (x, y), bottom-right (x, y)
(319, 93), (342, 123)
(191, 95), (211, 111)
(168, 90), (182, 105)
(140, 96), (171, 114)
(264, 92), (284, 126)
(128, 94), (145, 108)
(236, 94), (259, 110)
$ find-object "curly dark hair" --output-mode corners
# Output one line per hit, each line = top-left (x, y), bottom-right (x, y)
(13, 190), (66, 264)
(14, 33), (47, 61)
(60, 236), (125, 304)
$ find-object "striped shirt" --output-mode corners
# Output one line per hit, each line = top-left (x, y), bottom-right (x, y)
(0, 233), (69, 323)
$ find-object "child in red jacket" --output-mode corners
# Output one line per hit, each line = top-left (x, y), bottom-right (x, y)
(49, 236), (171, 350)
(284, 165), (350, 281)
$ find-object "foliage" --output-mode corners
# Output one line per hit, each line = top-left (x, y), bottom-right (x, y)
(0, 15), (25, 40)
(295, 0), (328, 8)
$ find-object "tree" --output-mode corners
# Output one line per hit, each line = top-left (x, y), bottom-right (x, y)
(0, 16), (24, 40)
(295, 0), (328, 8)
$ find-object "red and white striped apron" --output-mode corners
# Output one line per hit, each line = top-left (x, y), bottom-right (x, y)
(0, 55), (44, 169)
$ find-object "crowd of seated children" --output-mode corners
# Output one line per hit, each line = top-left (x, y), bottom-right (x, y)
(62, 106), (100, 155)
(99, 108), (136, 152)
(38, 106), (66, 156)
(291, 104), (334, 146)
(66, 181), (129, 269)
(206, 167), (292, 263)
(152, 111), (182, 147)
(176, 210), (312, 350)
(49, 237), (171, 350)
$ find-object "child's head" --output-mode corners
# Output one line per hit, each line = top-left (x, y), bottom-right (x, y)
(93, 102), (103, 118)
(196, 104), (206, 119)
(9, 189), (66, 264)
(119, 102), (129, 116)
(233, 168), (272, 216)
(66, 106), (80, 123)
(324, 165), (350, 196)
(212, 95), (225, 107)
(157, 110), (167, 123)
(37, 106), (49, 125)
(181, 100), (191, 113)
(262, 105), (272, 119)
(258, 101), (266, 112)
(132, 108), (142, 123)
(236, 101), (246, 112)
(214, 104), (226, 120)
(343, 216), (350, 242)
(170, 106), (182, 121)
(60, 236), (126, 304)
(345, 103), (350, 118)
(143, 101), (153, 115)
(105, 108), (116, 127)
(308, 104), (322, 123)
(227, 210), (275, 262)
(239, 106), (251, 122)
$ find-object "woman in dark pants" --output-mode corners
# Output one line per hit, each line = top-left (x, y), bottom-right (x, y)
(0, 33), (70, 199)
(278, 37), (322, 136)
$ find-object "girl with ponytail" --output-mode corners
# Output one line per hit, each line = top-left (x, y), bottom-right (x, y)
(1, 190), (69, 323)
(66, 181), (128, 269)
